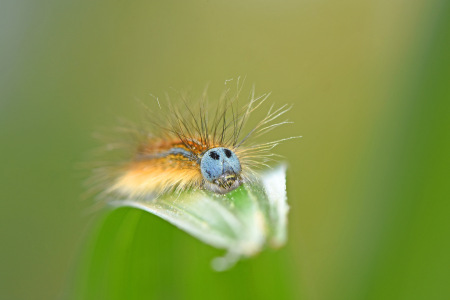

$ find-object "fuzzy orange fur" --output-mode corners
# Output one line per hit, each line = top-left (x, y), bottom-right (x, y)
(91, 80), (298, 199)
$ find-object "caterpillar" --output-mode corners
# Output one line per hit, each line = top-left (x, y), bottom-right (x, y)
(90, 80), (297, 200)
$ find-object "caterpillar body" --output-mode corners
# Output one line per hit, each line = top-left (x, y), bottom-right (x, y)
(92, 81), (296, 200)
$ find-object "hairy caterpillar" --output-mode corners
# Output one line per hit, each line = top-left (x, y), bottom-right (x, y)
(90, 80), (297, 200)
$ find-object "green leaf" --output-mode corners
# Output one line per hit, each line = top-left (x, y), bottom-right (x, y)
(111, 165), (289, 271)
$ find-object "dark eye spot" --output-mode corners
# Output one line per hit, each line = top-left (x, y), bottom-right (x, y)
(209, 151), (220, 160)
(224, 149), (232, 158)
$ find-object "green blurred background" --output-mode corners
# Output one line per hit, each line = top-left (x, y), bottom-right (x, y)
(1, 0), (449, 299)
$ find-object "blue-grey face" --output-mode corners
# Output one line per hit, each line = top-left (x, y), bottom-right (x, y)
(200, 147), (242, 194)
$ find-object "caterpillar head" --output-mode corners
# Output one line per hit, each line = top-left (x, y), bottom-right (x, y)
(200, 147), (242, 194)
